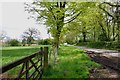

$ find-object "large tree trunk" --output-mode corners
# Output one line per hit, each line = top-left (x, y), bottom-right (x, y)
(106, 19), (110, 41)
(82, 26), (86, 42)
(117, 23), (120, 42)
(93, 26), (96, 41)
(53, 2), (66, 63)
(112, 20), (115, 41)
(83, 32), (86, 42)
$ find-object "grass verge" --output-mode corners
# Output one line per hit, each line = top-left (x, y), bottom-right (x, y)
(43, 45), (101, 78)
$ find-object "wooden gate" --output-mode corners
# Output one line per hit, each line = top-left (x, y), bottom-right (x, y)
(0, 47), (48, 79)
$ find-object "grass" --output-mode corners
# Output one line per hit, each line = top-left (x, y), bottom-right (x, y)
(1, 45), (50, 66)
(43, 45), (101, 78)
(1, 45), (51, 77)
(1, 45), (101, 78)
(2, 46), (38, 66)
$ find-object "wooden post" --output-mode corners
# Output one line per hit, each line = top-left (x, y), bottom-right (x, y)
(44, 47), (48, 70)
(40, 47), (43, 66)
(25, 61), (29, 80)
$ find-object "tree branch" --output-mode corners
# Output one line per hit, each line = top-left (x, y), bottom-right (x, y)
(65, 11), (82, 24)
(103, 2), (120, 7)
(32, 7), (48, 19)
(99, 3), (115, 19)
(47, 6), (57, 20)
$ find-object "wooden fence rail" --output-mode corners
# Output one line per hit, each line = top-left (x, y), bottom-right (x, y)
(0, 47), (48, 79)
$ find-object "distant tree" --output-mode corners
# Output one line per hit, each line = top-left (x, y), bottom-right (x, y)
(22, 38), (26, 46)
(22, 28), (40, 46)
(8, 39), (19, 46)
(0, 31), (10, 42)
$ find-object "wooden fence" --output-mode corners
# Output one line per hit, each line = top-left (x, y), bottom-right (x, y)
(0, 47), (48, 79)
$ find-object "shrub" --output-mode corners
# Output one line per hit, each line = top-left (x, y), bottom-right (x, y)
(38, 39), (52, 45)
(77, 41), (120, 50)
(98, 33), (109, 41)
(7, 39), (20, 46)
(87, 42), (105, 48)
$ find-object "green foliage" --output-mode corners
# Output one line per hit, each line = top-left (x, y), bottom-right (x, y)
(43, 45), (101, 78)
(77, 41), (120, 50)
(25, 2), (84, 56)
(87, 42), (106, 48)
(38, 39), (52, 45)
(7, 39), (20, 46)
(98, 33), (109, 41)
(22, 38), (26, 46)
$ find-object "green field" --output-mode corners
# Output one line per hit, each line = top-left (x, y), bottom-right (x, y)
(1, 45), (49, 66)
(1, 45), (101, 78)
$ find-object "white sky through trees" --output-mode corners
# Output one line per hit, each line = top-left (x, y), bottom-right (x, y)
(0, 2), (49, 40)
(0, 0), (115, 40)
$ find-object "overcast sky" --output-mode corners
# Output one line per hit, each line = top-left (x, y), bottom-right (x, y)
(0, 2), (49, 40)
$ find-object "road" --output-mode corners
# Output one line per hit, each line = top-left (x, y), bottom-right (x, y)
(75, 46), (120, 58)
(74, 45), (120, 78)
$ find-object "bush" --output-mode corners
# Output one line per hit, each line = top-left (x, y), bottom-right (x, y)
(7, 39), (20, 46)
(77, 41), (120, 50)
(87, 42), (105, 48)
(98, 33), (109, 41)
(38, 39), (52, 45)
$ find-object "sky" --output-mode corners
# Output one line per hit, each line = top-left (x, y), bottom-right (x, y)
(0, 2), (49, 40)
(0, 0), (114, 40)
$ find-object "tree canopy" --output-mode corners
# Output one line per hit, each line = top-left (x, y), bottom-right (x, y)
(25, 1), (120, 62)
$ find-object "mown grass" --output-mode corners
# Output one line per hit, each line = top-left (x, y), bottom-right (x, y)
(1, 45), (50, 66)
(1, 45), (50, 77)
(2, 46), (39, 66)
(43, 45), (101, 79)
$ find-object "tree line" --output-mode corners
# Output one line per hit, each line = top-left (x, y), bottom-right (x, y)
(25, 1), (120, 62)
(0, 28), (52, 46)
(1, 1), (119, 62)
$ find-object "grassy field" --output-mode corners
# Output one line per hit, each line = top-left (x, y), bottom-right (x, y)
(43, 45), (101, 78)
(1, 45), (50, 77)
(1, 45), (49, 66)
(1, 45), (101, 78)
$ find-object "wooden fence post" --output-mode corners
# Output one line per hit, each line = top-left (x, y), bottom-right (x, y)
(25, 61), (29, 80)
(40, 47), (43, 66)
(44, 47), (48, 70)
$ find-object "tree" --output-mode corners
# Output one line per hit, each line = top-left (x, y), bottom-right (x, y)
(99, 1), (120, 42)
(0, 31), (10, 42)
(22, 28), (40, 46)
(25, 1), (82, 61)
(63, 2), (102, 42)
(22, 38), (26, 46)
(8, 39), (19, 46)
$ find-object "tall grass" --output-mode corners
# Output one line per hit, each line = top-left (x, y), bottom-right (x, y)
(43, 45), (101, 78)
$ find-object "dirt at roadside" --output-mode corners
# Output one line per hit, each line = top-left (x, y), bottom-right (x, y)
(0, 73), (14, 78)
(89, 55), (120, 78)
(89, 67), (120, 78)
(75, 46), (120, 79)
